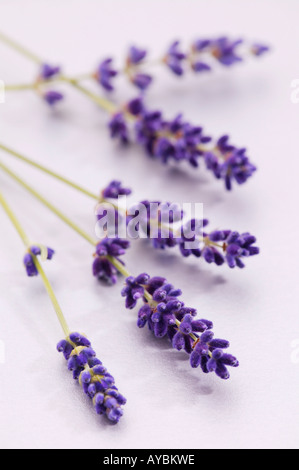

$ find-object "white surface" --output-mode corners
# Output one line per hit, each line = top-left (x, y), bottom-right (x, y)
(0, 0), (298, 450)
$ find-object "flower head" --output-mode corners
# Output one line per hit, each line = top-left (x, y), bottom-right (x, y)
(126, 46), (153, 91)
(102, 180), (132, 199)
(164, 41), (186, 76)
(131, 73), (152, 91)
(251, 43), (270, 57)
(43, 90), (64, 106)
(134, 109), (212, 168)
(108, 113), (129, 144)
(23, 245), (54, 277)
(121, 274), (239, 379)
(39, 63), (61, 80)
(93, 238), (130, 284)
(210, 37), (243, 66)
(57, 332), (126, 423)
(96, 58), (118, 92)
(204, 135), (257, 190)
(105, 97), (256, 190)
(128, 46), (148, 65)
(131, 209), (259, 269)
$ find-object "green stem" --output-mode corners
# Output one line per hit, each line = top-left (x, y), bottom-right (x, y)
(5, 83), (37, 91)
(60, 76), (117, 114)
(32, 257), (70, 336)
(0, 143), (99, 200)
(0, 160), (131, 277)
(0, 31), (42, 64)
(0, 191), (31, 248)
(0, 159), (97, 246)
(0, 190), (70, 336)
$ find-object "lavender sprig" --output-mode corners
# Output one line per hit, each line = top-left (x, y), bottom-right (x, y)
(94, 36), (269, 92)
(126, 206), (259, 269)
(57, 333), (126, 423)
(108, 99), (257, 190)
(0, 150), (259, 275)
(122, 273), (239, 380)
(97, 181), (260, 269)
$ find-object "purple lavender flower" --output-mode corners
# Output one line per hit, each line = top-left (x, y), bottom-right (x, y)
(225, 231), (259, 268)
(211, 37), (243, 66)
(106, 99), (255, 190)
(57, 332), (126, 423)
(126, 96), (144, 116)
(108, 113), (129, 144)
(190, 36), (270, 72)
(134, 109), (212, 168)
(131, 73), (152, 91)
(23, 245), (54, 277)
(127, 201), (259, 268)
(39, 63), (61, 80)
(190, 331), (239, 379)
(192, 39), (212, 52)
(204, 135), (257, 190)
(126, 46), (153, 91)
(128, 46), (148, 65)
(251, 43), (270, 57)
(121, 273), (150, 309)
(97, 37), (269, 93)
(93, 238), (130, 284)
(164, 41), (186, 76)
(102, 180), (132, 199)
(43, 90), (64, 106)
(96, 58), (118, 92)
(191, 61), (212, 73)
(121, 274), (238, 379)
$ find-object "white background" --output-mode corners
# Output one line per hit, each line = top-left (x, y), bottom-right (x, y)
(0, 0), (298, 450)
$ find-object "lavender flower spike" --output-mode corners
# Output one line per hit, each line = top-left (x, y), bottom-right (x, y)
(96, 36), (269, 92)
(57, 332), (126, 423)
(23, 245), (55, 277)
(93, 238), (130, 285)
(122, 274), (239, 379)
(108, 98), (256, 190)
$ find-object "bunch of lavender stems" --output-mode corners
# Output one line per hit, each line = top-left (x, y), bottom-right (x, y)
(0, 159), (239, 380)
(0, 189), (126, 423)
(0, 143), (260, 270)
(0, 31), (258, 191)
